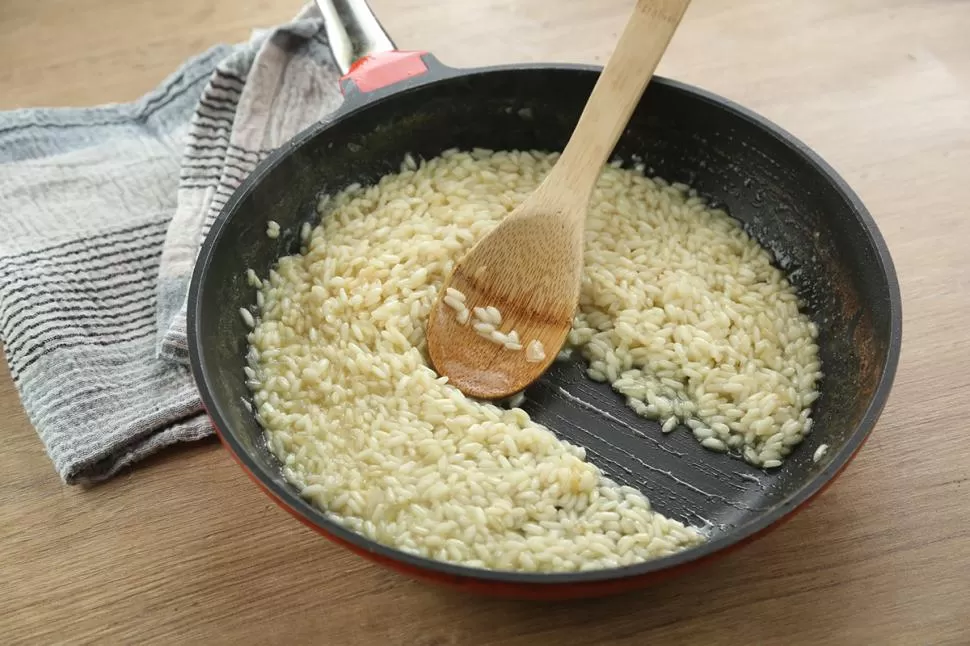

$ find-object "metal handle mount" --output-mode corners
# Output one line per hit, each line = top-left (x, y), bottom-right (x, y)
(316, 0), (396, 74)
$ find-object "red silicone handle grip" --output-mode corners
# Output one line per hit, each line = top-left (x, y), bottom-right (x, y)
(341, 51), (430, 94)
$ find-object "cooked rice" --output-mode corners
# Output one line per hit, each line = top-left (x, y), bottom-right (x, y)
(446, 287), (466, 302)
(266, 220), (281, 239)
(566, 157), (821, 466)
(485, 306), (502, 326)
(813, 443), (829, 463)
(239, 307), (255, 329)
(526, 340), (546, 363)
(443, 294), (466, 313)
(467, 305), (527, 351)
(247, 147), (822, 572)
(473, 321), (496, 336)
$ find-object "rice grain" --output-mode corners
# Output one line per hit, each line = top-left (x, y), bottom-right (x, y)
(526, 340), (546, 363)
(813, 443), (829, 463)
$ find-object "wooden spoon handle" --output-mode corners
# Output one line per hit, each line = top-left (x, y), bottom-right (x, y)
(550, 0), (691, 205)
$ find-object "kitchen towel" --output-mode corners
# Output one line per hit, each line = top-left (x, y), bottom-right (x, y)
(0, 4), (344, 484)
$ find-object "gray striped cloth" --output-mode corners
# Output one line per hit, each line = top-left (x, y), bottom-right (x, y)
(0, 5), (343, 484)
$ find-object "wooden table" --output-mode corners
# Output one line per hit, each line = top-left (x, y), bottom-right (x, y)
(2, 0), (968, 643)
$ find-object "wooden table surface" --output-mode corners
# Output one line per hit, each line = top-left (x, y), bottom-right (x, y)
(2, 0), (968, 643)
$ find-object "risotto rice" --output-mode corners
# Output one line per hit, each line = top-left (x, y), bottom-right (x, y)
(244, 148), (821, 572)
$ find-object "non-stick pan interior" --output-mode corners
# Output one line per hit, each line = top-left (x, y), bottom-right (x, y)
(191, 66), (898, 571)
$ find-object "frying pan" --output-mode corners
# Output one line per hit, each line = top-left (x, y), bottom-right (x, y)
(187, 0), (902, 600)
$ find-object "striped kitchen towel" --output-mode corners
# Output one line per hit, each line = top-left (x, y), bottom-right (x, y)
(156, 5), (343, 364)
(0, 4), (343, 484)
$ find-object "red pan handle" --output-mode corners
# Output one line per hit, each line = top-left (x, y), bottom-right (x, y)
(316, 0), (432, 95)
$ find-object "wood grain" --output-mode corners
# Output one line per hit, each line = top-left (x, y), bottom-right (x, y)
(1, 0), (968, 643)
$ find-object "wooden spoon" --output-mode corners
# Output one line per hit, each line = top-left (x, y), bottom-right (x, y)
(427, 0), (691, 399)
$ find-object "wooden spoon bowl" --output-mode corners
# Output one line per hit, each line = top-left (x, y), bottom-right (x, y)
(428, 199), (583, 399)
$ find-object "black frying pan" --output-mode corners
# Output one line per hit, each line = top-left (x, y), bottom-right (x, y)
(187, 0), (901, 599)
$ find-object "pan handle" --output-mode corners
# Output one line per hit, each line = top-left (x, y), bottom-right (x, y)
(316, 0), (438, 99)
(316, 0), (395, 74)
